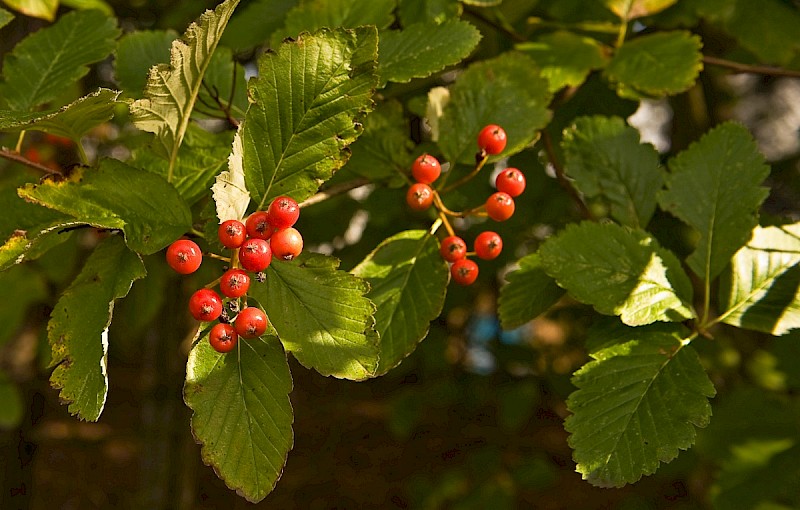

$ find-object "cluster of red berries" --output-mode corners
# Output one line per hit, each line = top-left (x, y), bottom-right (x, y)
(404, 124), (526, 285)
(165, 196), (304, 353)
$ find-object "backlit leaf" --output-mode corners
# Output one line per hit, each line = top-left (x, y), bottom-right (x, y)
(213, 128), (250, 222)
(604, 0), (678, 20)
(115, 30), (176, 97)
(276, 0), (394, 43)
(1, 0), (56, 21)
(498, 253), (565, 330)
(516, 31), (608, 93)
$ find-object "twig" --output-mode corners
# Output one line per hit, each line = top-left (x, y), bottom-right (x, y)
(299, 177), (371, 208)
(0, 147), (65, 176)
(541, 131), (593, 220)
(703, 55), (800, 78)
(439, 153), (488, 193)
(464, 6), (526, 43)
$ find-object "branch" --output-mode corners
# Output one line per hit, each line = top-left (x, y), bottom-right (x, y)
(0, 147), (64, 176)
(703, 55), (800, 78)
(463, 6), (526, 43)
(541, 131), (593, 220)
(299, 178), (371, 208)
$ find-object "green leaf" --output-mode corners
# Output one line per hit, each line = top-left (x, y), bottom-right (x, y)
(566, 328), (715, 487)
(276, 0), (394, 43)
(516, 31), (608, 93)
(198, 46), (248, 118)
(438, 52), (551, 164)
(60, 0), (113, 15)
(249, 253), (379, 380)
(0, 89), (120, 142)
(130, 0), (240, 179)
(352, 230), (449, 374)
(378, 20), (481, 86)
(462, 0), (501, 6)
(1, 0), (56, 21)
(561, 115), (663, 228)
(604, 31), (702, 99)
(184, 333), (293, 503)
(115, 30), (177, 97)
(719, 223), (800, 335)
(0, 375), (23, 429)
(498, 253), (565, 330)
(212, 128), (250, 222)
(221, 0), (296, 50)
(18, 159), (192, 255)
(397, 0), (461, 26)
(658, 122), (770, 283)
(0, 9), (119, 110)
(0, 7), (13, 29)
(342, 100), (413, 183)
(604, 0), (678, 19)
(539, 222), (695, 326)
(49, 235), (146, 421)
(242, 27), (379, 209)
(716, 0), (800, 68)
(0, 263), (47, 347)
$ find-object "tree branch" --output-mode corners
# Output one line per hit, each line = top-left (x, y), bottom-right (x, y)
(703, 55), (800, 78)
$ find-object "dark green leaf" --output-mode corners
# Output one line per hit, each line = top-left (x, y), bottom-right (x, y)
(0, 374), (23, 429)
(562, 115), (663, 228)
(719, 223), (800, 335)
(185, 334), (293, 503)
(566, 328), (715, 487)
(498, 253), (565, 330)
(462, 0), (501, 6)
(249, 253), (379, 380)
(378, 20), (481, 86)
(397, 0), (460, 26)
(604, 31), (702, 99)
(243, 27), (379, 209)
(438, 52), (551, 165)
(342, 100), (413, 182)
(0, 263), (47, 347)
(115, 30), (177, 97)
(716, 0), (800, 68)
(0, 89), (120, 142)
(276, 0), (394, 43)
(0, 9), (119, 111)
(352, 230), (449, 374)
(0, 7), (13, 29)
(658, 122), (769, 283)
(516, 31), (608, 93)
(539, 222), (695, 326)
(60, 0), (114, 15)
(49, 235), (146, 420)
(221, 0), (296, 50)
(199, 46), (248, 119)
(18, 159), (192, 255)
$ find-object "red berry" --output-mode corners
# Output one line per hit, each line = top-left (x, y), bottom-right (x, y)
(218, 219), (246, 248)
(268, 196), (300, 229)
(474, 231), (503, 260)
(234, 307), (268, 339)
(477, 124), (507, 155)
(451, 258), (479, 285)
(166, 239), (203, 274)
(439, 236), (467, 262)
(411, 154), (441, 184)
(245, 211), (274, 240)
(220, 269), (250, 298)
(485, 192), (515, 221)
(406, 183), (434, 211)
(189, 289), (223, 321)
(209, 323), (238, 353)
(239, 238), (272, 272)
(495, 168), (526, 197)
(271, 227), (303, 261)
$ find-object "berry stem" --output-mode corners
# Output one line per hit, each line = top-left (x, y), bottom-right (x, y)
(299, 177), (371, 208)
(75, 141), (89, 166)
(437, 211), (455, 237)
(15, 131), (25, 153)
(189, 227), (206, 239)
(204, 276), (222, 289)
(205, 252), (231, 263)
(439, 153), (489, 193)
(0, 147), (64, 176)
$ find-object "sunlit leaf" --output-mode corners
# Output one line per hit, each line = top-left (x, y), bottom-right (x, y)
(213, 128), (250, 222)
(498, 253), (565, 330)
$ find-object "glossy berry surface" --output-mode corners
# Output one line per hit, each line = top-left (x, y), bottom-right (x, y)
(439, 236), (467, 262)
(406, 183), (434, 211)
(166, 239), (202, 274)
(271, 227), (303, 261)
(209, 323), (238, 353)
(411, 154), (441, 184)
(268, 196), (300, 229)
(239, 238), (272, 272)
(218, 219), (247, 249)
(189, 289), (223, 321)
(245, 211), (274, 240)
(477, 124), (507, 155)
(234, 307), (268, 339)
(451, 258), (479, 286)
(485, 192), (515, 221)
(220, 269), (250, 298)
(474, 231), (503, 260)
(495, 168), (526, 197)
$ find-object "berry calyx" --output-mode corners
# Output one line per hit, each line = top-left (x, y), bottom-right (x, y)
(209, 323), (238, 353)
(271, 227), (303, 261)
(495, 168), (526, 197)
(189, 289), (223, 321)
(234, 307), (268, 339)
(451, 258), (479, 285)
(239, 238), (272, 272)
(268, 196), (300, 229)
(485, 192), (515, 221)
(406, 183), (434, 211)
(439, 236), (467, 262)
(245, 211), (274, 240)
(411, 154), (442, 184)
(477, 124), (507, 155)
(166, 239), (203, 274)
(218, 219), (246, 249)
(220, 269), (250, 298)
(474, 231), (503, 260)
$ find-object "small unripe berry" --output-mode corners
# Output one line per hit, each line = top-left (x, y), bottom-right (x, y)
(411, 154), (442, 184)
(406, 183), (434, 211)
(166, 239), (202, 274)
(439, 236), (467, 262)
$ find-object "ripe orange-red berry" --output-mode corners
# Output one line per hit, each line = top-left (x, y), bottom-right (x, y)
(477, 124), (507, 155)
(166, 239), (202, 274)
(406, 183), (434, 211)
